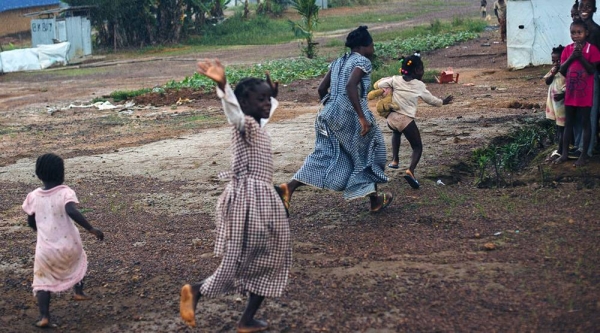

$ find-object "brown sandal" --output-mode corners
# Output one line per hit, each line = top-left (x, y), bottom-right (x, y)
(370, 192), (393, 213)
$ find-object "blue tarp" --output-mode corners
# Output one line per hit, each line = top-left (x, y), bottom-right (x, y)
(0, 0), (60, 13)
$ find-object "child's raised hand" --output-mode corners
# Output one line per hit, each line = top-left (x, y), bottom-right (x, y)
(197, 59), (226, 90)
(89, 227), (104, 241)
(265, 71), (279, 98)
(443, 95), (454, 105)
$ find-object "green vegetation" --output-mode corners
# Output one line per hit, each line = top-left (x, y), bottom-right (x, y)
(289, 0), (320, 58)
(472, 119), (555, 187)
(165, 57), (329, 90)
(191, 13), (295, 46)
(110, 88), (152, 102)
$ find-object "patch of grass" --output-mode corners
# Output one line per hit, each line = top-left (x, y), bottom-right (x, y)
(472, 119), (555, 187)
(194, 13), (295, 46)
(110, 88), (152, 102)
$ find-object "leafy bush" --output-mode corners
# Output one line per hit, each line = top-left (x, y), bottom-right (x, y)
(110, 88), (152, 102)
(374, 31), (480, 61)
(165, 57), (330, 90)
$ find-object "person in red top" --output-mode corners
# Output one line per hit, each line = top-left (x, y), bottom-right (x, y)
(555, 19), (600, 166)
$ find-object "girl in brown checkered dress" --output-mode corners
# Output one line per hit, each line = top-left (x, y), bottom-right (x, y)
(179, 59), (291, 333)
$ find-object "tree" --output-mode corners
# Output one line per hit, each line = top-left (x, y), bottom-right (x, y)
(289, 0), (319, 58)
(63, 0), (215, 48)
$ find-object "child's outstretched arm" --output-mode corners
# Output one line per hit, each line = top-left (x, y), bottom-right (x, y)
(65, 202), (104, 240)
(27, 214), (37, 231)
(197, 59), (246, 131)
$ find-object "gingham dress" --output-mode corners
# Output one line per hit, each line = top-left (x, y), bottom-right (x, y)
(200, 85), (291, 298)
(293, 52), (388, 200)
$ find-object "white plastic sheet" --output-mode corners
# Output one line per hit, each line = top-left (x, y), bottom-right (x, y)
(507, 0), (600, 69)
(0, 48), (41, 72)
(38, 42), (70, 69)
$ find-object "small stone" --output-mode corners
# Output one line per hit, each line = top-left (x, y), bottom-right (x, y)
(483, 242), (496, 251)
(474, 232), (481, 239)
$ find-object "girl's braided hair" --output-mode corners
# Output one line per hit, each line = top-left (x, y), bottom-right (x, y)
(36, 153), (64, 184)
(399, 51), (423, 76)
(552, 45), (565, 56)
(234, 77), (268, 103)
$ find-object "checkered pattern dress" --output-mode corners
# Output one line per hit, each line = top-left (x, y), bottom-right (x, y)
(200, 87), (291, 298)
(293, 52), (388, 200)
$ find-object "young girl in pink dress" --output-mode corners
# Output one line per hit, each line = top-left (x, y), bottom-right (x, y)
(555, 19), (600, 166)
(22, 153), (104, 328)
(179, 59), (291, 333)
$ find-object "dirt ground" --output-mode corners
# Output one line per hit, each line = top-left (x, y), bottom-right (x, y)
(1, 1), (600, 332)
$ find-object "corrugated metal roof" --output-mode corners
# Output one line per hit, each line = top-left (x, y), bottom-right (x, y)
(0, 0), (60, 13)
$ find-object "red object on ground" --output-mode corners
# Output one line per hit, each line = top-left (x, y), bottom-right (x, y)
(435, 68), (459, 84)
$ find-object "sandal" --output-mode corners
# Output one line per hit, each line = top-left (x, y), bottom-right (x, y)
(274, 185), (290, 217)
(403, 170), (420, 189)
(370, 192), (393, 213)
(545, 150), (561, 163)
(387, 163), (399, 169)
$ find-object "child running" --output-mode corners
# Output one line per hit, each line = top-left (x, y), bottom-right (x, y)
(180, 59), (291, 333)
(543, 45), (567, 163)
(555, 19), (600, 166)
(377, 54), (453, 189)
(22, 153), (104, 328)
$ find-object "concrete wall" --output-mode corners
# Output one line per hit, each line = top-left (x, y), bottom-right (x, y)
(0, 5), (59, 37)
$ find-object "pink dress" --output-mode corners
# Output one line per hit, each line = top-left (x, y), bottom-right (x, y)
(561, 42), (600, 107)
(22, 185), (87, 295)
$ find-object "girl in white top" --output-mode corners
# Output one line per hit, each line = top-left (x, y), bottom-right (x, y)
(377, 54), (452, 189)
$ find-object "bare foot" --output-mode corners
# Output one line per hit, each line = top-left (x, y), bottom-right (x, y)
(276, 183), (291, 210)
(553, 156), (568, 165)
(34, 317), (57, 328)
(72, 293), (91, 301)
(180, 284), (201, 327)
(237, 319), (269, 333)
(574, 156), (588, 167)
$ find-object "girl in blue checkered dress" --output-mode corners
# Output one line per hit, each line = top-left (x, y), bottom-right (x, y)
(278, 26), (392, 213)
(180, 59), (291, 333)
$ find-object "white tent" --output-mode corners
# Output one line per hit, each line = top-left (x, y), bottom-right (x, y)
(507, 0), (600, 69)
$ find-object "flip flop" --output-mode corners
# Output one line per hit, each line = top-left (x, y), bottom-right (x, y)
(387, 163), (399, 169)
(404, 170), (420, 189)
(370, 192), (393, 213)
(545, 150), (561, 163)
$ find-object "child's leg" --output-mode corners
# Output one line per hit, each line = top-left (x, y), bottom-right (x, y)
(556, 125), (565, 154)
(180, 283), (203, 327)
(557, 106), (576, 164)
(577, 107), (592, 166)
(390, 129), (401, 167)
(401, 121), (423, 175)
(237, 293), (268, 332)
(278, 180), (305, 209)
(35, 290), (51, 327)
(73, 279), (91, 301)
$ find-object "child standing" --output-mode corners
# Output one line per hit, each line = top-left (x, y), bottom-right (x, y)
(481, 0), (487, 19)
(555, 19), (600, 166)
(543, 45), (567, 162)
(22, 153), (104, 328)
(377, 55), (453, 189)
(180, 59), (291, 332)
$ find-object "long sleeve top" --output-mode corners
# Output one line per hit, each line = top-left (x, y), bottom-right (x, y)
(377, 75), (443, 119)
(216, 83), (278, 131)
